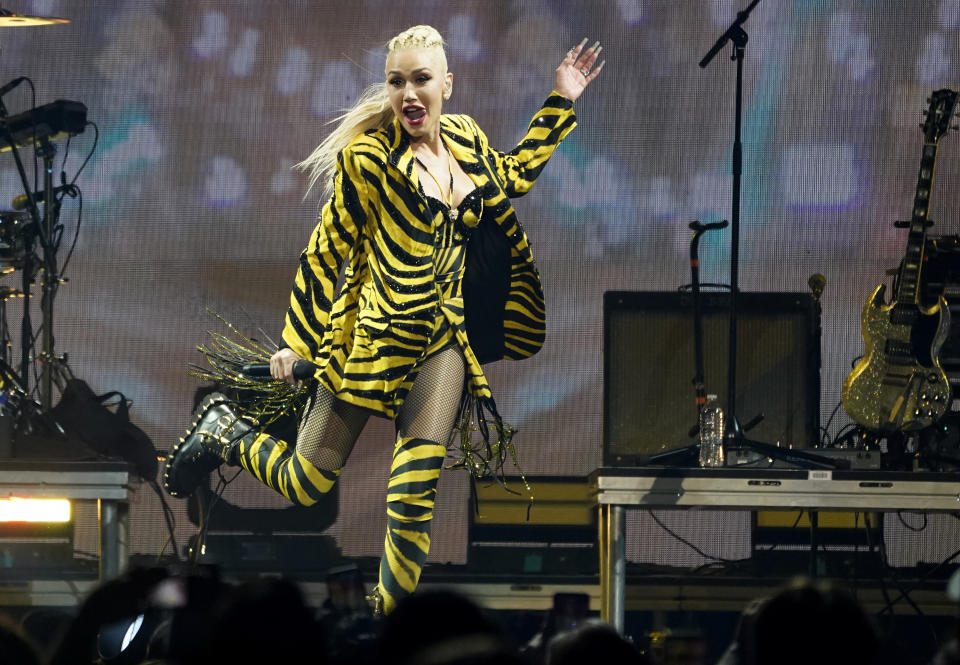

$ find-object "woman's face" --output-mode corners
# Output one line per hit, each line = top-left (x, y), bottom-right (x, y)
(385, 47), (452, 143)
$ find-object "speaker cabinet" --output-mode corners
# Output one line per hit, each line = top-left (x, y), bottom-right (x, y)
(468, 476), (595, 575)
(603, 291), (820, 466)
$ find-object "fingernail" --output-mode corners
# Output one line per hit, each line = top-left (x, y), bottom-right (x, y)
(579, 37), (589, 47)
(596, 60), (606, 71)
(591, 40), (601, 50)
(595, 45), (603, 55)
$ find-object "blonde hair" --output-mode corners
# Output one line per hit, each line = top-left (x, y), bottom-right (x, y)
(297, 25), (448, 196)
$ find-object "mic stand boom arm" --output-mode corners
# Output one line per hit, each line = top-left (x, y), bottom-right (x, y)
(699, 0), (761, 69)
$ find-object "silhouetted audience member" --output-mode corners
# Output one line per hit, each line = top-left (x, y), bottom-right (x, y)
(17, 608), (72, 663)
(399, 636), (532, 665)
(47, 566), (171, 665)
(316, 563), (378, 664)
(716, 577), (878, 665)
(655, 628), (708, 665)
(376, 588), (517, 665)
(41, 565), (236, 665)
(547, 620), (649, 665)
(929, 568), (960, 665)
(523, 592), (591, 662)
(0, 612), (40, 665)
(931, 640), (960, 665)
(184, 576), (325, 665)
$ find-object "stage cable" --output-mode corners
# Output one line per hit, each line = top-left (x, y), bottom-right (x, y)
(56, 120), (97, 280)
(758, 511), (803, 553)
(896, 511), (928, 532)
(187, 467), (243, 568)
(21, 77), (37, 200)
(864, 516), (898, 637)
(864, 516), (941, 650)
(819, 401), (844, 446)
(149, 478), (181, 563)
(646, 509), (744, 565)
(874, 545), (960, 617)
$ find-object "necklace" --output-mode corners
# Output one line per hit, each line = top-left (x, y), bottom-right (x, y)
(416, 142), (459, 221)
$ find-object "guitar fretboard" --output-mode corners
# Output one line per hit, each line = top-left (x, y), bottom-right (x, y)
(896, 142), (943, 306)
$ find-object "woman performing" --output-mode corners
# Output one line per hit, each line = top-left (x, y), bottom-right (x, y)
(163, 24), (603, 614)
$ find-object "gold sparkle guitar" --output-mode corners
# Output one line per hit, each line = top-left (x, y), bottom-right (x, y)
(842, 88), (959, 432)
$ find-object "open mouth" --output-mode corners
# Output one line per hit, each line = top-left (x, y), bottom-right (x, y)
(403, 106), (426, 125)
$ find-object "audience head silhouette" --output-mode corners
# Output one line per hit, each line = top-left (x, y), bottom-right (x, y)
(547, 620), (649, 665)
(719, 577), (878, 665)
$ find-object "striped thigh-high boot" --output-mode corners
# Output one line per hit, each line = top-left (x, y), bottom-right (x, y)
(378, 436), (446, 614)
(163, 392), (346, 503)
(237, 432), (341, 506)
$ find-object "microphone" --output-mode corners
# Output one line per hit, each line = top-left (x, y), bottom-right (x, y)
(242, 360), (316, 381)
(808, 273), (826, 300)
(0, 77), (25, 98)
(11, 184), (76, 210)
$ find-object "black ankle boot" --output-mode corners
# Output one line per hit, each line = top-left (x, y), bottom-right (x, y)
(162, 392), (254, 498)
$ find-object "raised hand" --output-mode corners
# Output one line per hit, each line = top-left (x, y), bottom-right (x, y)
(554, 38), (605, 102)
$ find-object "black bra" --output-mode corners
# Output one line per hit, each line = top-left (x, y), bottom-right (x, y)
(424, 188), (483, 219)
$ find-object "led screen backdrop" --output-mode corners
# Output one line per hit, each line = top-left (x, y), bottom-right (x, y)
(4, 0), (960, 564)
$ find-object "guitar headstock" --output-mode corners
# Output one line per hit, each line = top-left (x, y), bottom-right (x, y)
(922, 88), (960, 143)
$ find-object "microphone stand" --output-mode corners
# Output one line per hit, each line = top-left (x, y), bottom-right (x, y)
(697, 6), (844, 471)
(0, 90), (67, 451)
(0, 94), (44, 452)
(689, 220), (729, 414)
(642, 222), (840, 469)
(36, 136), (62, 411)
(642, 220), (727, 467)
(0, 95), (40, 393)
(699, 0), (757, 447)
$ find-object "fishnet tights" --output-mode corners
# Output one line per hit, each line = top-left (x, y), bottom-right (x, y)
(295, 345), (466, 472)
(295, 384), (368, 472)
(396, 344), (466, 442)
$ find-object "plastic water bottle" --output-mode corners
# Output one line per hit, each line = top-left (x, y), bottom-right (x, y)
(699, 394), (725, 468)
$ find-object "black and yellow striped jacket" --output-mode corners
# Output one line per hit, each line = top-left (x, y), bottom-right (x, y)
(282, 93), (577, 418)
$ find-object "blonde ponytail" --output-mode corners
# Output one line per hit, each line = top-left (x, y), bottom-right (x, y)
(296, 83), (393, 196)
(297, 25), (448, 197)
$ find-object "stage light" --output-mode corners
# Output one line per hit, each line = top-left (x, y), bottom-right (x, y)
(0, 497), (70, 522)
(0, 499), (74, 573)
(120, 614), (145, 651)
(97, 614), (156, 665)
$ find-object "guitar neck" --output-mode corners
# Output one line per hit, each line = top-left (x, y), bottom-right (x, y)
(895, 141), (940, 305)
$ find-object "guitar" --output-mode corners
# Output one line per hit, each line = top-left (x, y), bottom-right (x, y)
(842, 88), (959, 432)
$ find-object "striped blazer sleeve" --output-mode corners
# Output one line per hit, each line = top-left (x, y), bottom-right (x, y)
(282, 147), (367, 359)
(479, 92), (577, 198)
